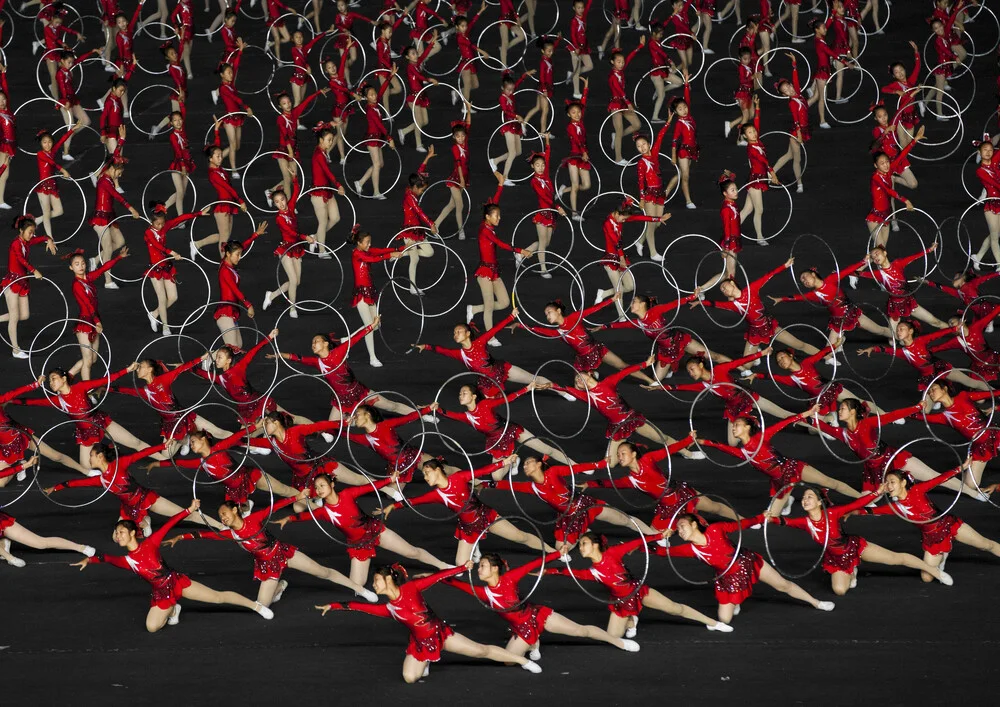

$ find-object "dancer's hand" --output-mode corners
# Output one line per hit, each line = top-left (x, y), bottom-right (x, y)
(71, 558), (91, 571)
(246, 305), (255, 318)
(187, 499), (201, 514)
(162, 536), (182, 548)
(268, 328), (279, 339)
(857, 347), (874, 357)
(413, 344), (428, 351)
(271, 517), (291, 529)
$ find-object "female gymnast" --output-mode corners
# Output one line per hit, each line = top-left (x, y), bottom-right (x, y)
(607, 44), (643, 166)
(430, 382), (572, 462)
(524, 137), (564, 276)
(973, 140), (1000, 270)
(397, 154), (437, 293)
(665, 76), (698, 208)
(569, 0), (594, 99)
(881, 40), (922, 148)
(0, 215), (57, 358)
(433, 111), (472, 238)
(696, 406), (863, 515)
(271, 87), (328, 199)
(352, 67), (396, 200)
(212, 60), (253, 176)
(512, 297), (655, 383)
(382, 455), (556, 565)
(564, 80), (592, 218)
(768, 262), (894, 347)
(661, 514), (834, 623)
(348, 226), (403, 366)
(864, 462), (1000, 581)
(921, 381), (1000, 490)
(633, 121), (671, 259)
(769, 343), (885, 421)
(316, 563), (542, 682)
(806, 398), (977, 496)
(91, 149), (139, 290)
(866, 127), (923, 247)
(657, 350), (797, 441)
(488, 71), (531, 185)
(644, 23), (683, 125)
(546, 531), (733, 637)
(309, 125), (345, 255)
(72, 501), (273, 632)
(770, 56), (809, 193)
(190, 122), (248, 259)
(593, 203), (670, 320)
(856, 243), (948, 330)
(765, 486), (952, 594)
(397, 35), (438, 154)
(67, 247), (127, 380)
(142, 203), (210, 336)
(273, 471), (449, 585)
(163, 495), (376, 607)
(32, 124), (82, 238)
(212, 225), (265, 349)
(444, 550), (642, 658)
(739, 98), (780, 245)
(45, 441), (223, 535)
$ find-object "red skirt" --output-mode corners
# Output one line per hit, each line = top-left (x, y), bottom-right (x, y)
(222, 114), (245, 127)
(861, 446), (910, 492)
(921, 515), (963, 555)
(235, 396), (277, 426)
(214, 303), (241, 321)
(656, 330), (691, 367)
(148, 262), (178, 281)
(608, 98), (632, 113)
(119, 486), (160, 524)
(500, 121), (523, 136)
(89, 209), (116, 228)
(454, 498), (499, 543)
(407, 620), (454, 662)
(822, 535), (867, 575)
(161, 411), (197, 441)
(817, 382), (844, 415)
(610, 583), (649, 618)
(252, 541), (297, 581)
(224, 467), (263, 504)
(866, 207), (890, 225)
(346, 516), (386, 561)
(475, 262), (501, 281)
(352, 285), (376, 306)
(969, 428), (999, 462)
(748, 171), (769, 192)
(607, 412), (646, 440)
(678, 145), (699, 161)
(170, 158), (196, 173)
(0, 427), (32, 465)
(745, 316), (779, 346)
(651, 481), (700, 531)
(722, 390), (757, 422)
(476, 362), (512, 398)
(0, 511), (15, 534)
(486, 422), (525, 459)
(829, 303), (862, 333)
(532, 210), (556, 228)
(641, 188), (666, 206)
(150, 572), (192, 609)
(35, 178), (60, 196)
(572, 343), (608, 373)
(554, 495), (605, 544)
(389, 445), (422, 483)
(406, 94), (430, 108)
(713, 549), (763, 605)
(214, 202), (240, 215)
(74, 320), (100, 344)
(275, 240), (306, 258)
(885, 295), (917, 320)
(508, 604), (553, 644)
(916, 359), (952, 391)
(767, 458), (805, 496)
(566, 157), (591, 170)
(74, 412), (112, 446)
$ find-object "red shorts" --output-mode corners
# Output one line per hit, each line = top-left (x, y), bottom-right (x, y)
(554, 495), (605, 544)
(745, 316), (779, 346)
(713, 549), (763, 605)
(829, 303), (862, 333)
(454, 500), (499, 544)
(119, 486), (160, 524)
(252, 541), (297, 581)
(885, 295), (917, 321)
(607, 412), (646, 441)
(407, 620), (454, 662)
(651, 482), (700, 531)
(151, 572), (192, 609)
(767, 458), (805, 496)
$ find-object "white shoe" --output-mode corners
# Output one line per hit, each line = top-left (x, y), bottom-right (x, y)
(262, 291), (274, 311)
(893, 418), (906, 425)
(0, 203), (10, 210)
(687, 451), (707, 460)
(466, 304), (474, 323)
(614, 159), (629, 167)
(32, 41), (40, 56)
(792, 37), (806, 44)
(703, 47), (715, 54)
(471, 545), (482, 563)
(89, 173), (98, 187)
(397, 129), (406, 146)
(264, 189), (274, 207)
(15, 469), (26, 481)
(147, 311), (159, 332)
(560, 391), (576, 402)
(167, 604), (182, 625)
(503, 179), (515, 186)
(625, 625), (637, 639)
(189, 241), (199, 260)
(415, 145), (427, 153)
(116, 186), (125, 194)
(358, 589), (378, 602)
(724, 121), (732, 139)
(756, 238), (769, 247)
(3, 546), (25, 567)
(514, 252), (524, 268)
(733, 605), (741, 616)
(373, 193), (386, 200)
(651, 254), (664, 262)
(247, 446), (271, 456)
(104, 282), (119, 290)
(83, 546), (96, 557)
(540, 272), (553, 279)
(421, 414), (439, 424)
(987, 322), (994, 334)
(488, 158), (497, 172)
(150, 125), (161, 139)
(686, 202), (696, 209)
(850, 571), (858, 589)
(289, 308), (298, 319)
(162, 326), (172, 336)
(487, 337), (501, 347)
(598, 47), (605, 61)
(740, 368), (753, 378)
(890, 220), (899, 232)
(522, 660), (542, 674)
(847, 275), (858, 289)
(141, 518), (152, 537)
(97, 98), (105, 110)
(458, 230), (466, 240)
(370, 358), (383, 367)
(635, 241), (644, 257)
(572, 213), (583, 222)
(736, 139), (747, 146)
(320, 433), (335, 444)
(796, 183), (804, 194)
(353, 180), (363, 195)
(180, 443), (190, 455)
(781, 494), (794, 516)
(211, 89), (219, 105)
(254, 602), (275, 619)
(816, 601), (835, 612)
(529, 648), (542, 660)
(231, 172), (241, 180)
(939, 552), (949, 572)
(707, 621), (734, 632)
(62, 154), (75, 162)
(422, 665), (430, 678)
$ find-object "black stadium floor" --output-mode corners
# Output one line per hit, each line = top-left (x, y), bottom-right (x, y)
(2, 1), (999, 704)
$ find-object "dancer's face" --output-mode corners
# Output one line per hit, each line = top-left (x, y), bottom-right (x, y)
(723, 183), (738, 200)
(874, 108), (889, 126)
(981, 143), (995, 163)
(875, 155), (891, 173)
(543, 306), (561, 324)
(675, 102), (689, 117)
(458, 386), (475, 406)
(313, 477), (333, 500)
(577, 536), (596, 558)
(743, 125), (758, 142)
(685, 360), (703, 379)
(522, 458), (543, 481)
(531, 158), (545, 174)
(373, 573), (389, 594)
(278, 96), (292, 112)
(676, 518), (697, 541)
(837, 401), (852, 422)
(112, 524), (133, 547)
(800, 489), (821, 512)
(616, 445), (636, 466)
(799, 271), (819, 289)
(218, 504), (240, 527)
(69, 255), (87, 276)
(775, 351), (794, 369)
(311, 335), (327, 355)
(452, 324), (469, 343)
(568, 106), (582, 122)
(477, 558), (497, 582)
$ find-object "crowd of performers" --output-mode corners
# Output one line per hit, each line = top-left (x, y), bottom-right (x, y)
(1, 0), (1000, 685)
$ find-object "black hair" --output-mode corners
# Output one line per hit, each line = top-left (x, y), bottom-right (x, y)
(408, 173), (428, 189)
(481, 552), (508, 574)
(263, 410), (294, 428)
(115, 518), (139, 535)
(373, 563), (408, 584)
(91, 443), (118, 463)
(579, 531), (607, 550)
(544, 300), (567, 315)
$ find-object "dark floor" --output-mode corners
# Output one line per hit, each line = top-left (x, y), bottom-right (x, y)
(1, 0), (999, 704)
